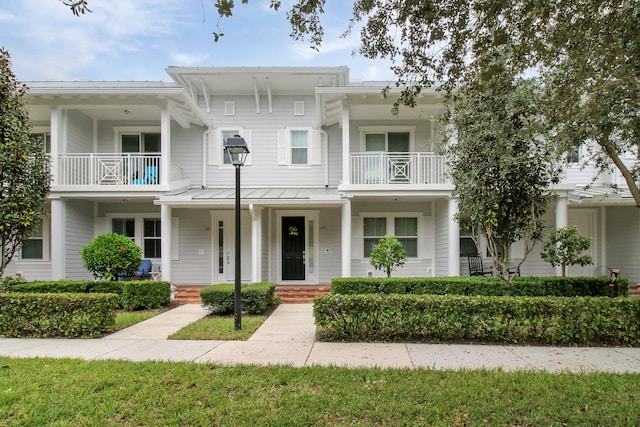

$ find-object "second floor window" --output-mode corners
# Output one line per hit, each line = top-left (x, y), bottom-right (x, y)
(278, 128), (322, 166)
(291, 130), (308, 164)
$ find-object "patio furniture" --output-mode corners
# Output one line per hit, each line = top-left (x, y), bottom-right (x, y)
(468, 255), (493, 276)
(132, 165), (158, 185)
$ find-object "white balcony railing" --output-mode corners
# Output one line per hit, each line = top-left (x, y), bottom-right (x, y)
(57, 153), (161, 186)
(350, 152), (448, 185)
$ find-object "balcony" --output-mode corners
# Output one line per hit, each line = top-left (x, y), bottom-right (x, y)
(349, 152), (448, 186)
(56, 153), (166, 188)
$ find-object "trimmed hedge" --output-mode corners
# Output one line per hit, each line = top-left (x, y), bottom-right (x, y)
(200, 283), (278, 315)
(331, 276), (629, 297)
(7, 280), (171, 310)
(0, 292), (118, 338)
(314, 294), (640, 346)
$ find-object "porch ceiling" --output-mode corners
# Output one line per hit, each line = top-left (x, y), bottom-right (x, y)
(569, 185), (635, 206)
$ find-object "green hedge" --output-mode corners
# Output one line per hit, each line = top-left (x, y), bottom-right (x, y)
(0, 293), (118, 338)
(314, 294), (640, 346)
(200, 283), (278, 315)
(7, 280), (171, 310)
(331, 276), (629, 297)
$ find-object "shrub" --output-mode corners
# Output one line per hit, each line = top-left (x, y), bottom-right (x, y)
(369, 235), (406, 278)
(200, 283), (277, 315)
(330, 276), (628, 298)
(81, 233), (142, 280)
(540, 226), (593, 276)
(120, 281), (171, 310)
(314, 294), (640, 346)
(0, 292), (118, 338)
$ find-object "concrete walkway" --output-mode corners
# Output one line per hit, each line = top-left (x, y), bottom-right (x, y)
(3, 304), (640, 372)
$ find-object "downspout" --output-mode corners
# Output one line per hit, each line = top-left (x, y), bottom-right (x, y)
(322, 130), (329, 188)
(202, 126), (214, 189)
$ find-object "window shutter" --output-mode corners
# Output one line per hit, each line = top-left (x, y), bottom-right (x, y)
(239, 130), (252, 166)
(171, 217), (179, 261)
(208, 131), (221, 165)
(277, 129), (288, 165)
(310, 130), (322, 165)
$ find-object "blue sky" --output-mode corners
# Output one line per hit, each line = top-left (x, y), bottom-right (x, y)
(0, 0), (395, 83)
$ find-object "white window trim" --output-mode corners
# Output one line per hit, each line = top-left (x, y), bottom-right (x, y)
(277, 127), (321, 166)
(19, 216), (50, 262)
(359, 126), (416, 152)
(106, 213), (161, 260)
(113, 126), (161, 153)
(209, 127), (253, 167)
(359, 212), (422, 259)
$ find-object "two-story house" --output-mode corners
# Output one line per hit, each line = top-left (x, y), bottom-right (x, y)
(8, 66), (639, 287)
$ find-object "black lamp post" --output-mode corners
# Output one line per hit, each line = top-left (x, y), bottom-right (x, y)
(224, 136), (250, 331)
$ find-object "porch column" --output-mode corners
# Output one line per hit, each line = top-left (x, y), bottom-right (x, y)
(161, 204), (172, 282)
(555, 194), (569, 276)
(160, 107), (171, 186)
(50, 198), (66, 280)
(341, 198), (352, 277)
(448, 197), (460, 276)
(50, 107), (61, 186)
(249, 204), (262, 283)
(341, 105), (350, 185)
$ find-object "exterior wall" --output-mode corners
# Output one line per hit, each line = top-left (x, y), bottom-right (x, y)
(96, 120), (159, 153)
(170, 208), (214, 285)
(348, 119), (437, 153)
(169, 125), (206, 187)
(66, 110), (93, 153)
(434, 199), (450, 277)
(64, 199), (94, 280)
(3, 206), (52, 281)
(318, 208), (342, 283)
(606, 206), (640, 283)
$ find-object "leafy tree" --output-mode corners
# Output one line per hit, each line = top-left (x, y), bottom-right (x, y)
(540, 225), (593, 277)
(446, 49), (560, 283)
(81, 233), (142, 281)
(369, 235), (406, 278)
(0, 48), (51, 278)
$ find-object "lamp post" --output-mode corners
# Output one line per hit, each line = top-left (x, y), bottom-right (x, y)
(224, 136), (249, 331)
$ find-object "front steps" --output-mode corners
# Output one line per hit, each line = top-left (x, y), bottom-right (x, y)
(171, 284), (331, 305)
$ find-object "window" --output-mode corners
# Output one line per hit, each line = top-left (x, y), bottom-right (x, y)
(363, 215), (420, 258)
(460, 237), (479, 257)
(143, 219), (161, 258)
(209, 128), (252, 166)
(363, 217), (386, 257)
(121, 132), (160, 153)
(222, 130), (240, 165)
(21, 219), (44, 259)
(277, 128), (321, 166)
(31, 131), (51, 153)
(111, 216), (161, 259)
(365, 132), (410, 153)
(395, 217), (418, 257)
(291, 130), (308, 165)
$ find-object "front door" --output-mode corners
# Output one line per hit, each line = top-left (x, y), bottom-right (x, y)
(282, 216), (305, 280)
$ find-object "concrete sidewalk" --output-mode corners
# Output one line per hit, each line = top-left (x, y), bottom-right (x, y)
(2, 304), (640, 372)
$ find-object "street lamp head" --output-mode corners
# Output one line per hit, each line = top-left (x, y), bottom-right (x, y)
(224, 135), (250, 166)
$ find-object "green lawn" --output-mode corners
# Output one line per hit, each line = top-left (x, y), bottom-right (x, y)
(168, 315), (265, 340)
(0, 357), (639, 425)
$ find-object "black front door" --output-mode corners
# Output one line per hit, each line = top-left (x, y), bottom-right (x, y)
(282, 216), (305, 280)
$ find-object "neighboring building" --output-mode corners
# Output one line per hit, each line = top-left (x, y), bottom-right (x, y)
(8, 66), (639, 286)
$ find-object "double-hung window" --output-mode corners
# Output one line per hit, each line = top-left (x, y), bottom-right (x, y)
(112, 216), (161, 259)
(363, 215), (419, 258)
(21, 218), (46, 260)
(143, 219), (161, 258)
(209, 128), (252, 166)
(291, 130), (308, 165)
(277, 127), (321, 166)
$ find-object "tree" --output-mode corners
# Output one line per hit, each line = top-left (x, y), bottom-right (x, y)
(0, 48), (51, 278)
(369, 235), (406, 278)
(446, 49), (560, 283)
(81, 233), (142, 281)
(540, 225), (593, 277)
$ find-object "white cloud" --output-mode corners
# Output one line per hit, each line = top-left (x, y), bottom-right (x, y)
(169, 52), (210, 67)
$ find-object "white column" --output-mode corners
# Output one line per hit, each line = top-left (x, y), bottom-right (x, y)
(249, 204), (262, 283)
(341, 105), (350, 185)
(161, 203), (172, 282)
(161, 107), (171, 186)
(50, 107), (60, 186)
(555, 194), (569, 276)
(448, 197), (460, 276)
(341, 199), (352, 277)
(50, 198), (65, 280)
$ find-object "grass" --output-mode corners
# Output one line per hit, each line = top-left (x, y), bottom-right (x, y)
(0, 357), (639, 425)
(114, 309), (164, 331)
(168, 315), (266, 340)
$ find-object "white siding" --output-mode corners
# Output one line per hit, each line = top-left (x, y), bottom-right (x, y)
(170, 125), (206, 187)
(434, 199), (449, 276)
(170, 208), (213, 285)
(318, 208), (342, 283)
(66, 110), (93, 153)
(606, 206), (640, 284)
(65, 199), (94, 280)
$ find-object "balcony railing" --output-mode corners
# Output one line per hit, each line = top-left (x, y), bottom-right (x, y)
(350, 152), (448, 185)
(57, 153), (161, 186)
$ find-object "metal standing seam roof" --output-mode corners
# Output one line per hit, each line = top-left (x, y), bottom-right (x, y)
(568, 185), (634, 204)
(158, 187), (344, 204)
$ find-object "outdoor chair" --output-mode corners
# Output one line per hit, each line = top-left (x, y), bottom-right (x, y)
(468, 255), (493, 276)
(132, 165), (158, 185)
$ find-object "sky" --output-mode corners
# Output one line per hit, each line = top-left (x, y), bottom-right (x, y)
(0, 0), (396, 83)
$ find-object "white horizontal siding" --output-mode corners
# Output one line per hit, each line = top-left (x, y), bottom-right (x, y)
(65, 200), (94, 280)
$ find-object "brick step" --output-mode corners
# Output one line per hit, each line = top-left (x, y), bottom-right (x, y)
(172, 285), (207, 305)
(276, 285), (331, 304)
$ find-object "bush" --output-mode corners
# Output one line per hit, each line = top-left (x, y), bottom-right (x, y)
(0, 292), (118, 338)
(8, 279), (170, 310)
(330, 276), (629, 297)
(314, 294), (640, 346)
(369, 235), (406, 278)
(120, 281), (171, 310)
(200, 283), (277, 315)
(81, 233), (142, 280)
